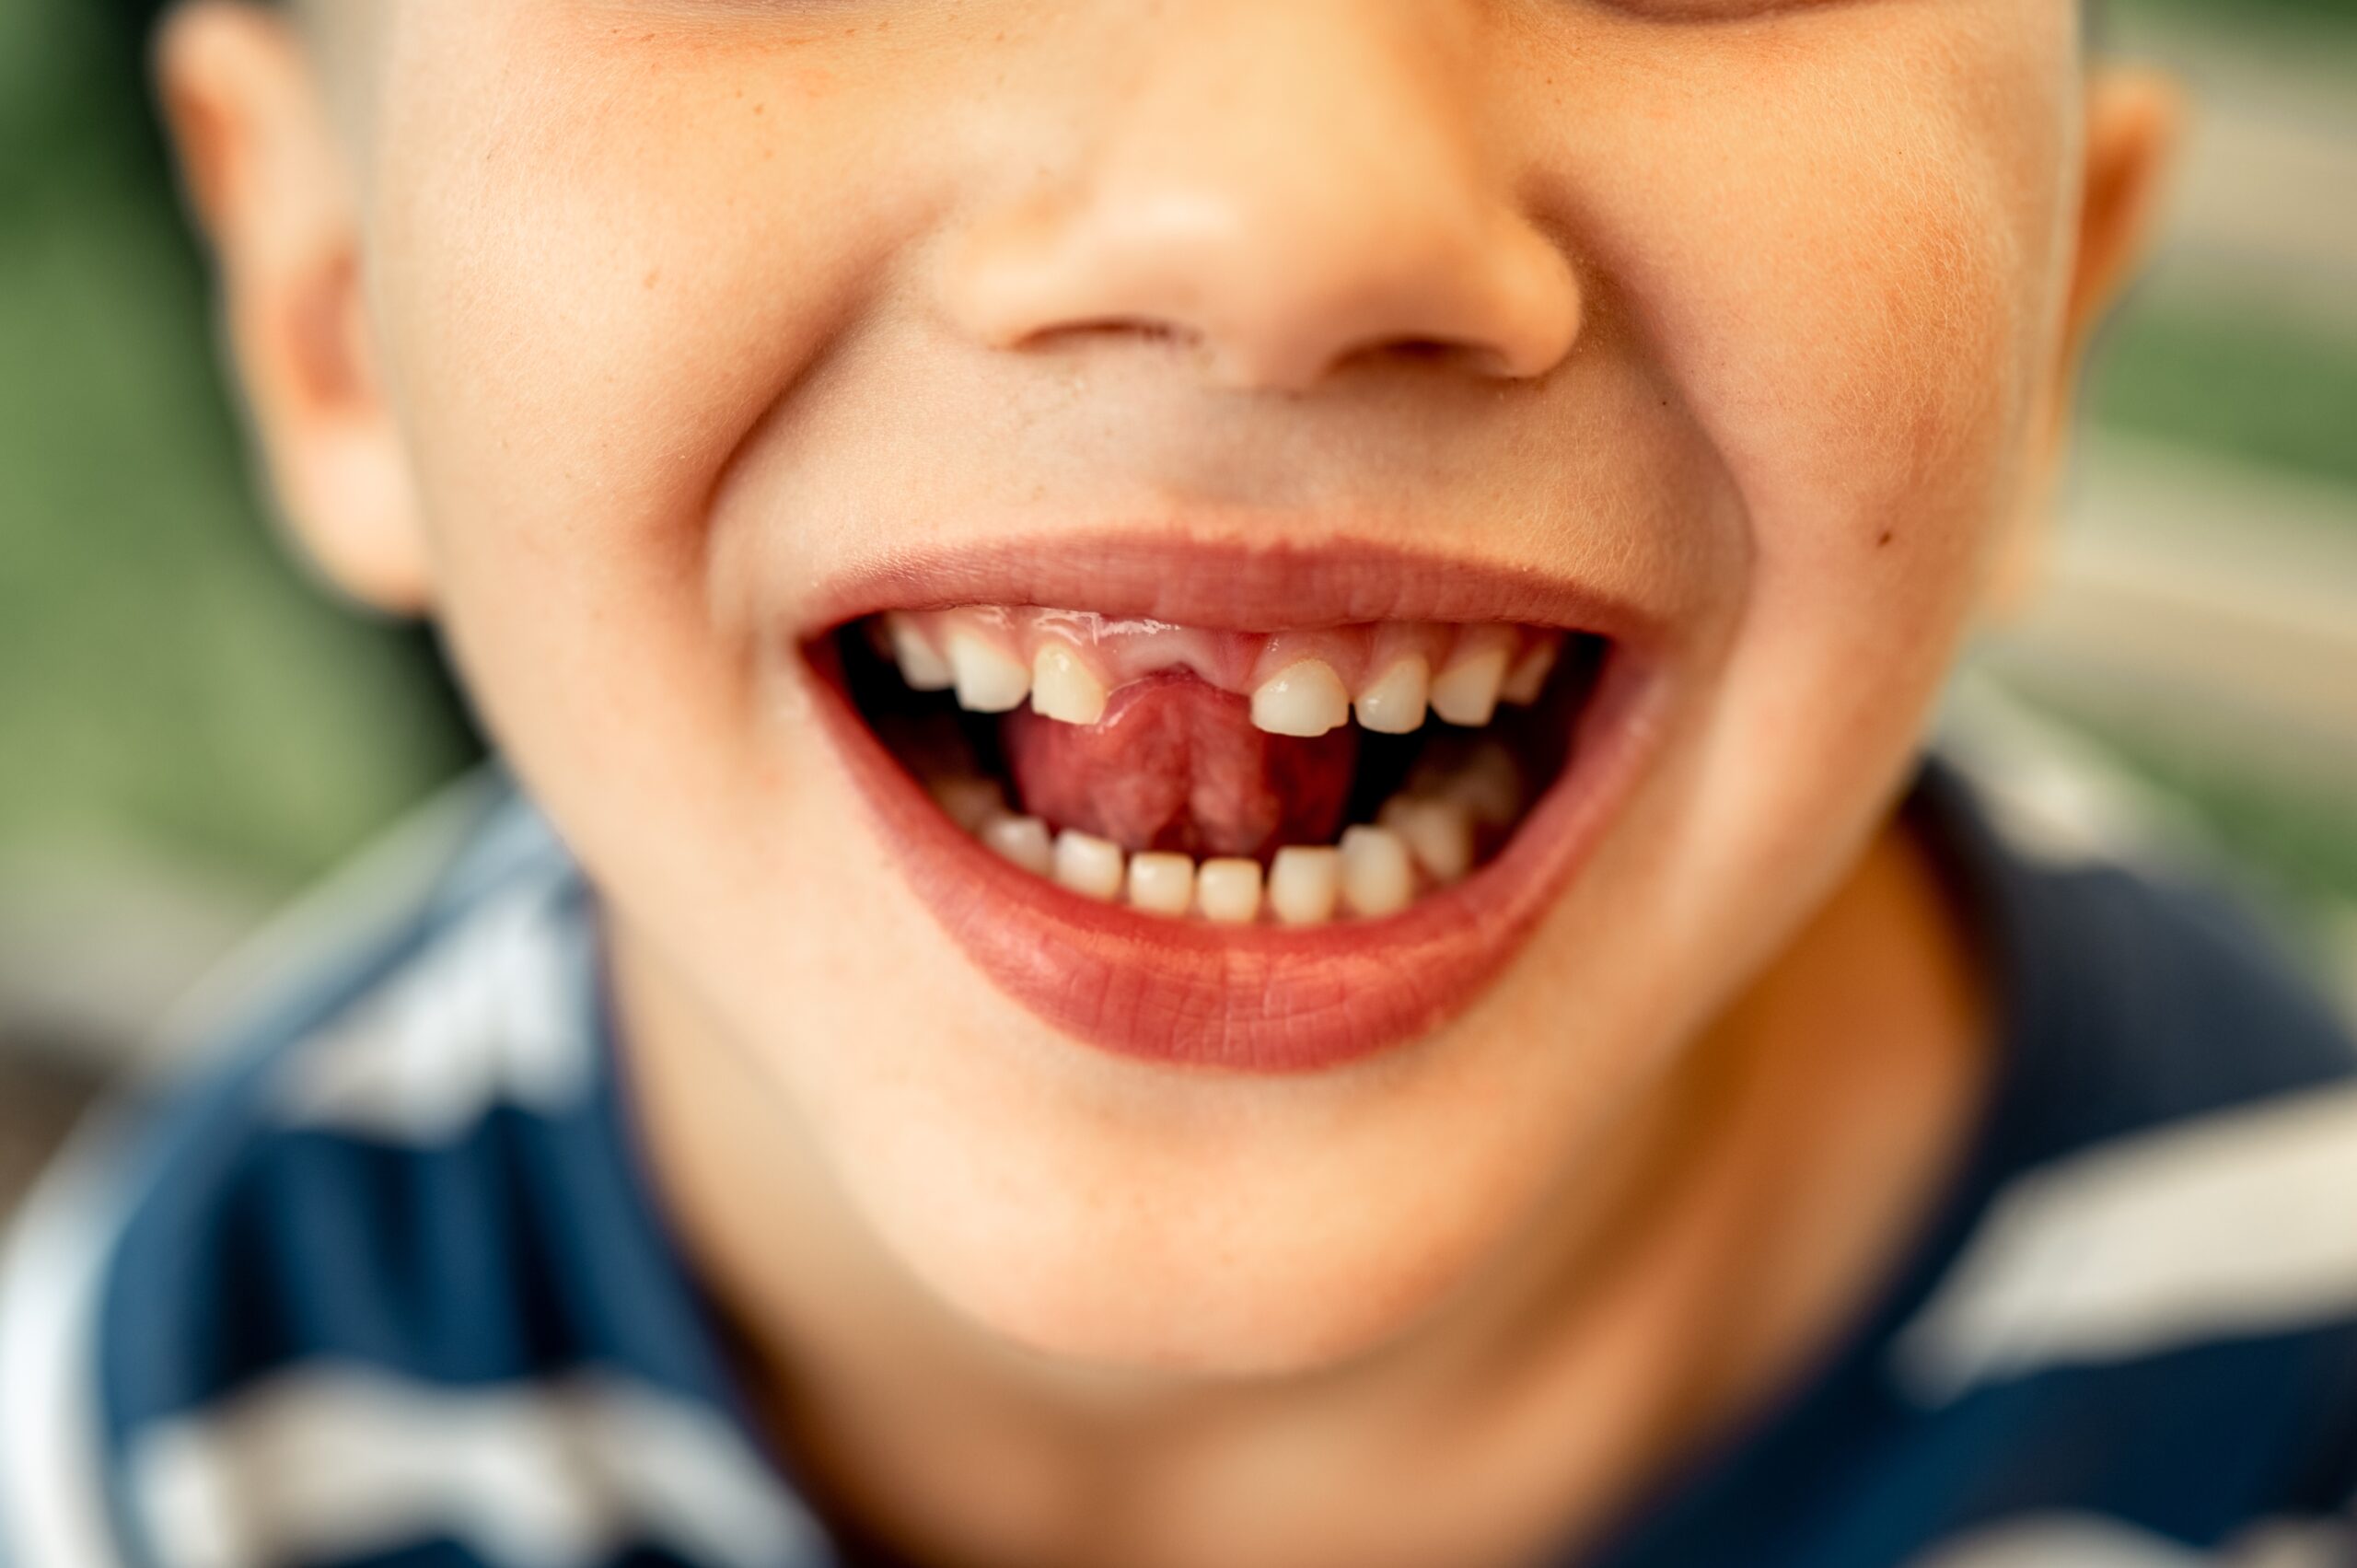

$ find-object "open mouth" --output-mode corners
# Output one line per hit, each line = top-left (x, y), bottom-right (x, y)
(841, 610), (1600, 923)
(800, 541), (1668, 1073)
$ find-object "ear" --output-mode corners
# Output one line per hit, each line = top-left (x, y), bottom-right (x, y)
(1983, 64), (2184, 620)
(2058, 66), (2187, 378)
(156, 0), (430, 614)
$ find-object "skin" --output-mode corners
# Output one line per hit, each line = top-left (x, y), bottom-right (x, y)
(157, 3), (2178, 1564)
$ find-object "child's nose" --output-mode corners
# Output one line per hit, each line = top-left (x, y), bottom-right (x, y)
(938, 1), (1582, 394)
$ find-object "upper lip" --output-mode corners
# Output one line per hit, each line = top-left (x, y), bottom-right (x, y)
(801, 531), (1670, 645)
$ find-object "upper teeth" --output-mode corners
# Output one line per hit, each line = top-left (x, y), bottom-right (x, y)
(887, 614), (957, 692)
(1501, 641), (1558, 706)
(946, 627), (1032, 714)
(1031, 644), (1109, 726)
(880, 609), (1565, 739)
(1353, 656), (1431, 735)
(1250, 660), (1353, 738)
(1428, 637), (1512, 728)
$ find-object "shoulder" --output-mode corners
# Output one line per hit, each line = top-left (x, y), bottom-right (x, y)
(1922, 739), (2357, 1143)
(1879, 763), (2357, 1563)
(2000, 857), (2354, 1148)
(0, 774), (819, 1568)
(93, 778), (606, 1411)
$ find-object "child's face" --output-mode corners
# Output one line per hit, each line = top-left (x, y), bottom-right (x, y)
(171, 0), (2168, 1371)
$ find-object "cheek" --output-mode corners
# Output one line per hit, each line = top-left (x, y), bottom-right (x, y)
(1510, 8), (2075, 971)
(361, 7), (954, 831)
(1535, 8), (2072, 638)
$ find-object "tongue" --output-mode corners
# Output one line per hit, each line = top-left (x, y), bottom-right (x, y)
(1003, 670), (1358, 860)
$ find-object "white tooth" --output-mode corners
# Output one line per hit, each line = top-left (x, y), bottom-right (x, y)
(1353, 656), (1430, 736)
(1501, 640), (1559, 706)
(886, 614), (956, 692)
(981, 814), (1054, 877)
(1196, 858), (1265, 924)
(1430, 645), (1511, 727)
(1031, 643), (1109, 726)
(1268, 847), (1341, 926)
(1379, 797), (1475, 884)
(1446, 742), (1525, 827)
(1250, 660), (1351, 738)
(1053, 830), (1125, 901)
(1127, 853), (1196, 917)
(930, 776), (1007, 833)
(945, 627), (1031, 714)
(1340, 826), (1414, 919)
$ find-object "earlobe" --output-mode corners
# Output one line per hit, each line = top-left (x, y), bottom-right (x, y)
(156, 0), (432, 615)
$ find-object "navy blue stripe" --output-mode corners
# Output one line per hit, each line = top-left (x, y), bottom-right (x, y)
(312, 1542), (710, 1568)
(97, 1086), (739, 1422)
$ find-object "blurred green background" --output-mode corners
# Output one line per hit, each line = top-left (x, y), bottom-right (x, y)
(0, 0), (2352, 1082)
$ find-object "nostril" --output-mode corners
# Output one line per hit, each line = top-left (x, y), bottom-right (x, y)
(1078, 317), (1186, 344)
(1016, 316), (1196, 355)
(1336, 335), (1515, 381)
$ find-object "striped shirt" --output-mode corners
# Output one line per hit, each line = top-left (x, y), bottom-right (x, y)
(5, 762), (2356, 1568)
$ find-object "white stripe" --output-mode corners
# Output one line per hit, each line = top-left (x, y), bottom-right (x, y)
(1909, 1513), (2356, 1567)
(271, 881), (595, 1143)
(137, 770), (521, 1090)
(0, 1115), (141, 1568)
(126, 1366), (826, 1568)
(0, 779), (540, 1568)
(1893, 1085), (2357, 1405)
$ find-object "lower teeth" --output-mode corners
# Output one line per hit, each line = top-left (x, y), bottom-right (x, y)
(931, 739), (1524, 926)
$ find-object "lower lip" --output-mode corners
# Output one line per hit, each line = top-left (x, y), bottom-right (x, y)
(805, 643), (1669, 1074)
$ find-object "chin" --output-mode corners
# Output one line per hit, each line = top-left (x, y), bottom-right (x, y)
(771, 959), (1642, 1383)
(863, 1137), (1512, 1379)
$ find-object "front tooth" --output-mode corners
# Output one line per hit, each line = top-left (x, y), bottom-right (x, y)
(1430, 644), (1511, 727)
(1053, 830), (1125, 901)
(1250, 660), (1352, 738)
(1353, 656), (1430, 736)
(1340, 826), (1414, 919)
(981, 814), (1054, 877)
(887, 614), (957, 692)
(1127, 853), (1196, 917)
(1031, 644), (1109, 726)
(945, 628), (1031, 714)
(1500, 638), (1560, 705)
(1379, 797), (1475, 884)
(1268, 846), (1341, 926)
(1196, 858), (1265, 924)
(930, 776), (1007, 833)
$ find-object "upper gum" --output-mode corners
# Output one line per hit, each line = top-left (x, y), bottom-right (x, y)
(900, 607), (1558, 700)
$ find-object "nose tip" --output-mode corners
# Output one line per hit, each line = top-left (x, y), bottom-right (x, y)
(936, 12), (1583, 395)
(946, 185), (1583, 393)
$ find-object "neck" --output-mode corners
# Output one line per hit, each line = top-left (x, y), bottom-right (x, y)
(615, 809), (1989, 1568)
